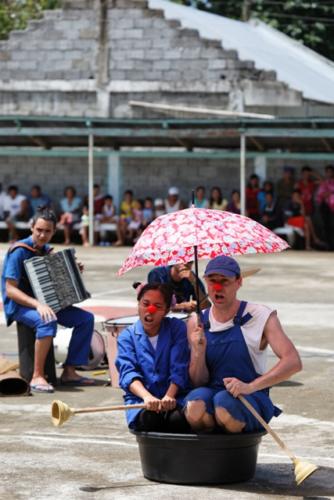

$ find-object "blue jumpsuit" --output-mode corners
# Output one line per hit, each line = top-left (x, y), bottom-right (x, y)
(184, 301), (281, 432)
(1, 236), (94, 367)
(116, 317), (190, 429)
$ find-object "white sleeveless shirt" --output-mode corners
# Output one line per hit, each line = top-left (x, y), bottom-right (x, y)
(208, 303), (274, 375)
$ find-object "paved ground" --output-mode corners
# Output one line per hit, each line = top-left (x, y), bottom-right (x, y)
(0, 244), (333, 500)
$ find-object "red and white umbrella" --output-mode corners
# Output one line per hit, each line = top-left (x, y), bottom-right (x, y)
(118, 208), (289, 276)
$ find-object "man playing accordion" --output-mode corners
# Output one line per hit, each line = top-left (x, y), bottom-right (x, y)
(1, 206), (95, 393)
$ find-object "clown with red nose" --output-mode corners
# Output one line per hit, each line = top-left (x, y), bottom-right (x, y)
(184, 254), (302, 436)
(115, 283), (191, 433)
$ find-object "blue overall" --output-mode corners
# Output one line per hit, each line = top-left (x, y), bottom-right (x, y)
(1, 236), (94, 367)
(116, 317), (190, 429)
(184, 301), (281, 432)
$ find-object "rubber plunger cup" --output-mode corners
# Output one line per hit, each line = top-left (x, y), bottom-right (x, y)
(51, 400), (74, 426)
(294, 458), (318, 485)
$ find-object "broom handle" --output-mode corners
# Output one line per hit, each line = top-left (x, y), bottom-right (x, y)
(73, 403), (146, 415)
(238, 395), (297, 462)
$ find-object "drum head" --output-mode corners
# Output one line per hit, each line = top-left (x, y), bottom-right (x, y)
(103, 315), (139, 332)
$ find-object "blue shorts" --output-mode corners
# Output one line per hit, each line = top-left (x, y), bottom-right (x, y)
(184, 386), (280, 432)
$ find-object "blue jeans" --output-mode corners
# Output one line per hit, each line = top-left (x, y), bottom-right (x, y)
(14, 305), (94, 366)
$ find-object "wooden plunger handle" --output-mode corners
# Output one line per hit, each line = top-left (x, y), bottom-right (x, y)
(238, 395), (296, 462)
(74, 403), (146, 415)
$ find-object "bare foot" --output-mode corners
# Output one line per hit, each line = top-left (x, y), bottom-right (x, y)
(114, 240), (123, 246)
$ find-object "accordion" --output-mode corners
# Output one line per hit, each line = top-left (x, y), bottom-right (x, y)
(24, 248), (91, 313)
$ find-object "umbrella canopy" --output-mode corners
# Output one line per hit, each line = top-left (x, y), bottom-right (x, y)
(118, 208), (288, 275)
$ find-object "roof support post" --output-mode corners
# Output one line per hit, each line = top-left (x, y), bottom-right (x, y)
(240, 132), (246, 216)
(88, 133), (94, 245)
(107, 152), (123, 210)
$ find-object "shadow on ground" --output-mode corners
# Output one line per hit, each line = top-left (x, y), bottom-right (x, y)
(80, 464), (334, 497)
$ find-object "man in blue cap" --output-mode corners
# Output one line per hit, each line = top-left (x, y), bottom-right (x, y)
(184, 255), (302, 433)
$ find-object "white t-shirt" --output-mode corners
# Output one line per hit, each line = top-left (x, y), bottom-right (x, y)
(148, 334), (159, 350)
(3, 194), (26, 217)
(165, 198), (182, 214)
(208, 302), (274, 375)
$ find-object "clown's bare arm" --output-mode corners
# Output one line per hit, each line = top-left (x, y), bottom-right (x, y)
(224, 312), (302, 397)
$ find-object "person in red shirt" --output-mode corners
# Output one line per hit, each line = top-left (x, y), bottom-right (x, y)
(246, 174), (260, 221)
(295, 166), (321, 217)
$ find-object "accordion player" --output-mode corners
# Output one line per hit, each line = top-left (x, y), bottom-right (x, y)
(24, 248), (91, 313)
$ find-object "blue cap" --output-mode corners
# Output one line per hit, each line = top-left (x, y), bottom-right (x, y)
(204, 256), (240, 278)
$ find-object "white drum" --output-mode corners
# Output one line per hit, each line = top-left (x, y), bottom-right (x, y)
(53, 327), (106, 370)
(102, 313), (189, 388)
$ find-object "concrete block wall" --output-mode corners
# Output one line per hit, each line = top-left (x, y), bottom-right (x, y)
(0, 156), (108, 212)
(0, 7), (98, 81)
(108, 3), (268, 85)
(0, 0), (296, 117)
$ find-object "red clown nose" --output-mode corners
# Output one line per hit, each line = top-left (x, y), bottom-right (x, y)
(147, 304), (157, 314)
(213, 282), (223, 292)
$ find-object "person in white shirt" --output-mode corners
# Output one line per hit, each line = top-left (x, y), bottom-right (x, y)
(165, 187), (184, 214)
(184, 255), (302, 433)
(3, 185), (30, 242)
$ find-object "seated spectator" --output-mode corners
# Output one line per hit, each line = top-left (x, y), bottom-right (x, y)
(209, 186), (228, 211)
(276, 166), (295, 210)
(316, 165), (334, 250)
(3, 185), (31, 242)
(114, 190), (140, 246)
(296, 166), (321, 217)
(246, 174), (260, 220)
(93, 183), (105, 216)
(257, 181), (275, 214)
(58, 186), (82, 245)
(141, 197), (155, 230)
(226, 190), (241, 215)
(260, 192), (284, 231)
(80, 205), (90, 247)
(191, 186), (209, 209)
(127, 199), (143, 244)
(28, 185), (51, 216)
(154, 198), (166, 218)
(97, 195), (118, 246)
(165, 187), (184, 213)
(115, 283), (190, 432)
(99, 195), (117, 223)
(286, 189), (325, 250)
(148, 261), (210, 313)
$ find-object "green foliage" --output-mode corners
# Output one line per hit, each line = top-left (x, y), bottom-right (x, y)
(0, 0), (61, 39)
(183, 0), (334, 61)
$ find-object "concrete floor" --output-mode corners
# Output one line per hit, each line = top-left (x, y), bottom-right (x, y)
(0, 244), (333, 499)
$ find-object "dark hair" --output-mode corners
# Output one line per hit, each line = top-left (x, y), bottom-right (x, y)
(32, 206), (57, 227)
(210, 186), (222, 205)
(247, 174), (259, 188)
(301, 165), (311, 172)
(8, 185), (18, 193)
(137, 283), (173, 309)
(64, 185), (76, 196)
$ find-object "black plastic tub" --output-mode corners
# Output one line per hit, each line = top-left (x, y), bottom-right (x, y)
(131, 430), (266, 485)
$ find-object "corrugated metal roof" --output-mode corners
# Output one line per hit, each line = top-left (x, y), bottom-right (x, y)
(150, 0), (334, 105)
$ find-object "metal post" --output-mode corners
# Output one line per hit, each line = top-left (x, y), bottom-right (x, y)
(88, 134), (94, 245)
(240, 133), (246, 216)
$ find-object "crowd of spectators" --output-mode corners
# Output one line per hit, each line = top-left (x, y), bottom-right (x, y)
(246, 165), (334, 250)
(0, 164), (333, 250)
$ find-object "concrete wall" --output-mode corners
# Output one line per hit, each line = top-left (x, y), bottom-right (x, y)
(0, 0), (303, 117)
